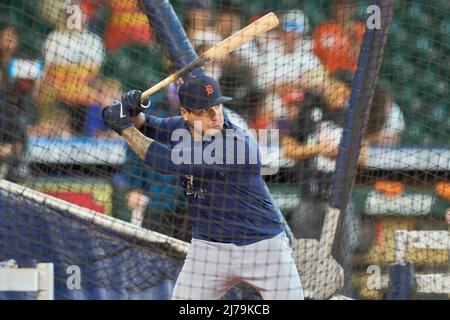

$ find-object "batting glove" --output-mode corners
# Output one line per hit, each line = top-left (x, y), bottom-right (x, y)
(102, 101), (133, 135)
(122, 90), (151, 117)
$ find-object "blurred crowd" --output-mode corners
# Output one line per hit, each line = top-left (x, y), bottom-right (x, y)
(0, 0), (404, 139)
(0, 0), (405, 246)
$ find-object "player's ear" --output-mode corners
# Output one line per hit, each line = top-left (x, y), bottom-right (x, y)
(180, 107), (190, 121)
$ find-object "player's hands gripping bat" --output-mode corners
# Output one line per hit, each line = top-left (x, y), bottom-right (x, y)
(102, 100), (134, 135)
(122, 90), (150, 117)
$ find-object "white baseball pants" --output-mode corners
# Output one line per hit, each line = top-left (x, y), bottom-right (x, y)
(172, 232), (304, 300)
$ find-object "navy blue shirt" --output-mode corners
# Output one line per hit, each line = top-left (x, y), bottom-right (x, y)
(142, 113), (284, 245)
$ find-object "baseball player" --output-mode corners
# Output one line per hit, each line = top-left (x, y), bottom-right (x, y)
(102, 75), (303, 300)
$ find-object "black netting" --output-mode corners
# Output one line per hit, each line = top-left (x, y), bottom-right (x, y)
(0, 0), (448, 300)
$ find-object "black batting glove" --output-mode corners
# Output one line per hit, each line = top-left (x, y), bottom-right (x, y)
(122, 90), (151, 117)
(102, 101), (134, 135)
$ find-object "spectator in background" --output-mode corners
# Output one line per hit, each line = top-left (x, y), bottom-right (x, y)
(27, 103), (74, 138)
(366, 87), (405, 146)
(184, 0), (221, 47)
(195, 43), (223, 80)
(85, 77), (122, 138)
(0, 20), (26, 181)
(239, 14), (278, 66)
(212, 7), (260, 121)
(207, 6), (259, 121)
(281, 90), (304, 122)
(327, 70), (403, 147)
(39, 0), (104, 26)
(231, 87), (265, 127)
(39, 0), (73, 28)
(213, 0), (258, 65)
(254, 10), (324, 96)
(36, 3), (105, 133)
(298, 68), (355, 124)
(214, 0), (242, 40)
(251, 91), (283, 130)
(313, 0), (365, 74)
(281, 73), (389, 295)
(103, 0), (152, 52)
(219, 58), (256, 114)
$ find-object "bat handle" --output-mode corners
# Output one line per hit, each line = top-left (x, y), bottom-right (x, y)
(141, 76), (176, 100)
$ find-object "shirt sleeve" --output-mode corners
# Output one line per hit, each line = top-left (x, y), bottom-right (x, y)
(142, 114), (184, 145)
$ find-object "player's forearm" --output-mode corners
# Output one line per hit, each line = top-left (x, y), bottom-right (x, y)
(129, 113), (146, 130)
(122, 126), (153, 160)
(122, 126), (181, 175)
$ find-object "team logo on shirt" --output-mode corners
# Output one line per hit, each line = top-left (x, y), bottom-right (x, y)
(204, 84), (214, 96)
(183, 175), (208, 200)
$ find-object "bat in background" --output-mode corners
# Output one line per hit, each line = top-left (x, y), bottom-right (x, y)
(141, 12), (279, 100)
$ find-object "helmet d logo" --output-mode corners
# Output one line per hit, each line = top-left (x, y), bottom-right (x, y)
(204, 84), (214, 96)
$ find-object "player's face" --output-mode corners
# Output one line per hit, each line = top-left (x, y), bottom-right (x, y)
(181, 104), (224, 136)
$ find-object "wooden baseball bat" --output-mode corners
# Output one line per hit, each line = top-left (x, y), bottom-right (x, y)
(141, 12), (279, 100)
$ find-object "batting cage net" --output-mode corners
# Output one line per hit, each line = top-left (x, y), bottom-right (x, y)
(0, 0), (448, 300)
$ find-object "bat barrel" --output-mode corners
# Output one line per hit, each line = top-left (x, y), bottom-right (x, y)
(141, 12), (279, 101)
